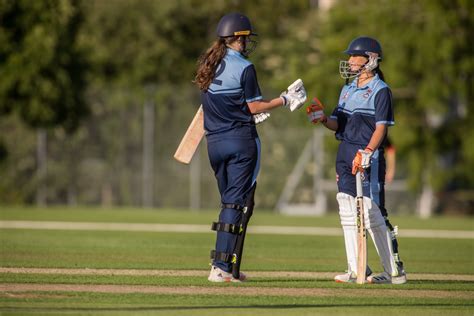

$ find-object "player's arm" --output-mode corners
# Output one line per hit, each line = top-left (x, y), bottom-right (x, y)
(368, 87), (394, 151)
(322, 117), (338, 131)
(367, 124), (387, 151)
(247, 97), (284, 113)
(243, 66), (306, 114)
(352, 88), (394, 173)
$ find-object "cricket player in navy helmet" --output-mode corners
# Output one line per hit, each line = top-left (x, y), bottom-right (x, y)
(306, 36), (406, 284)
(195, 12), (307, 282)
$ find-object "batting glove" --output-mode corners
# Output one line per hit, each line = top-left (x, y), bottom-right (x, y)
(280, 79), (307, 112)
(253, 112), (271, 124)
(306, 97), (327, 124)
(352, 147), (374, 175)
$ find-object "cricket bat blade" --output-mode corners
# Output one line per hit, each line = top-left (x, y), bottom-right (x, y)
(173, 105), (205, 164)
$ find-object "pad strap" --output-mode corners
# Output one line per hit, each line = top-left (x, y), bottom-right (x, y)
(210, 250), (235, 263)
(211, 222), (241, 234)
(221, 203), (248, 212)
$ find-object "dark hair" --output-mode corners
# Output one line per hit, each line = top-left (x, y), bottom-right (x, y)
(194, 37), (236, 91)
(375, 67), (385, 81)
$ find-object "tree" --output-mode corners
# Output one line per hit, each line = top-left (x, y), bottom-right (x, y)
(282, 0), (473, 198)
(0, 0), (89, 204)
(0, 0), (89, 131)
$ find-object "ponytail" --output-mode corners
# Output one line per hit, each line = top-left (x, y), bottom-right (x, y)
(194, 38), (231, 91)
(375, 67), (385, 82)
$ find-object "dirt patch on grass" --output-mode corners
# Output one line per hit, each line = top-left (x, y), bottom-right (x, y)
(1, 283), (473, 300)
(1, 267), (473, 281)
(0, 292), (68, 299)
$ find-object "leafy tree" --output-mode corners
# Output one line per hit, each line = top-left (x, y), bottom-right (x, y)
(0, 0), (89, 203)
(0, 0), (89, 131)
(283, 0), (473, 195)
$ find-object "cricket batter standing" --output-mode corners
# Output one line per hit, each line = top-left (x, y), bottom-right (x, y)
(307, 36), (406, 284)
(194, 12), (307, 282)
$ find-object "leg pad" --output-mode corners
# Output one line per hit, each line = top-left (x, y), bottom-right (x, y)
(211, 222), (241, 234)
(210, 250), (235, 263)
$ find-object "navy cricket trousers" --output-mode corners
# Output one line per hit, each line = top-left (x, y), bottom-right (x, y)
(207, 136), (260, 272)
(335, 141), (386, 208)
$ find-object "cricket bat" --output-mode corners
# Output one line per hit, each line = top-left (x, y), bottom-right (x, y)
(173, 105), (205, 164)
(355, 170), (367, 284)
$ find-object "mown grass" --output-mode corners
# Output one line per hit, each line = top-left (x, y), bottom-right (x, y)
(1, 292), (473, 316)
(1, 229), (472, 273)
(1, 273), (473, 292)
(0, 207), (473, 315)
(1, 206), (473, 230)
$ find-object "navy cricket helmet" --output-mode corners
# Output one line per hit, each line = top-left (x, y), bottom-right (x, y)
(216, 13), (257, 38)
(344, 36), (382, 59)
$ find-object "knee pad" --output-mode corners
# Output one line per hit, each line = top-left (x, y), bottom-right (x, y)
(336, 192), (358, 273)
(336, 192), (357, 226)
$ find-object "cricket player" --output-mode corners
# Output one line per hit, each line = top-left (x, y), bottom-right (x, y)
(194, 12), (307, 282)
(307, 36), (406, 284)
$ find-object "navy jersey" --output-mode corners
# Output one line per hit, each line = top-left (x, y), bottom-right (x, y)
(330, 74), (394, 146)
(201, 48), (263, 140)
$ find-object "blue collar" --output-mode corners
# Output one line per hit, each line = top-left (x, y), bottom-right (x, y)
(227, 48), (243, 57)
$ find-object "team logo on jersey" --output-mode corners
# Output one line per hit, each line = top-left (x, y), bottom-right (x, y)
(363, 89), (373, 98)
(342, 91), (350, 100)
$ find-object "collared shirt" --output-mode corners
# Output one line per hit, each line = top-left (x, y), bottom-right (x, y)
(201, 48), (263, 139)
(330, 74), (394, 146)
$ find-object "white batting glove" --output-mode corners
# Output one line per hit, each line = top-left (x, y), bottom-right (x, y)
(253, 112), (271, 124)
(281, 79), (307, 112)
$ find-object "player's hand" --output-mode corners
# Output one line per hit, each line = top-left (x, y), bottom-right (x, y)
(253, 112), (270, 124)
(281, 79), (307, 111)
(352, 147), (374, 175)
(306, 97), (327, 124)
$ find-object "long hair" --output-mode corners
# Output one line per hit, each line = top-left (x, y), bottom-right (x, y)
(375, 67), (385, 81)
(194, 38), (234, 91)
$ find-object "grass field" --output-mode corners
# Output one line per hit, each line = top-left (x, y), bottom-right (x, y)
(0, 206), (473, 315)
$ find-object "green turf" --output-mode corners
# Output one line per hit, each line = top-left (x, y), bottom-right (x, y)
(1, 206), (473, 230)
(1, 229), (473, 273)
(0, 207), (473, 315)
(1, 292), (473, 316)
(1, 273), (473, 292)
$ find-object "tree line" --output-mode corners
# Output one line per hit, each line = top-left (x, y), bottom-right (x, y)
(0, 0), (472, 213)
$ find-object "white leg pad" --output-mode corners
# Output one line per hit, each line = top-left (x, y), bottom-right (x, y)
(336, 192), (358, 274)
(362, 196), (385, 228)
(364, 198), (397, 276)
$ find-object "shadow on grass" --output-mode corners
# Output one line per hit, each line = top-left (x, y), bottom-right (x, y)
(2, 302), (473, 313)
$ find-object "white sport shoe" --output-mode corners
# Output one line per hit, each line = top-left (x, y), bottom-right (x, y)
(368, 262), (407, 285)
(207, 265), (246, 283)
(334, 271), (356, 283)
(334, 266), (372, 283)
(367, 271), (392, 284)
